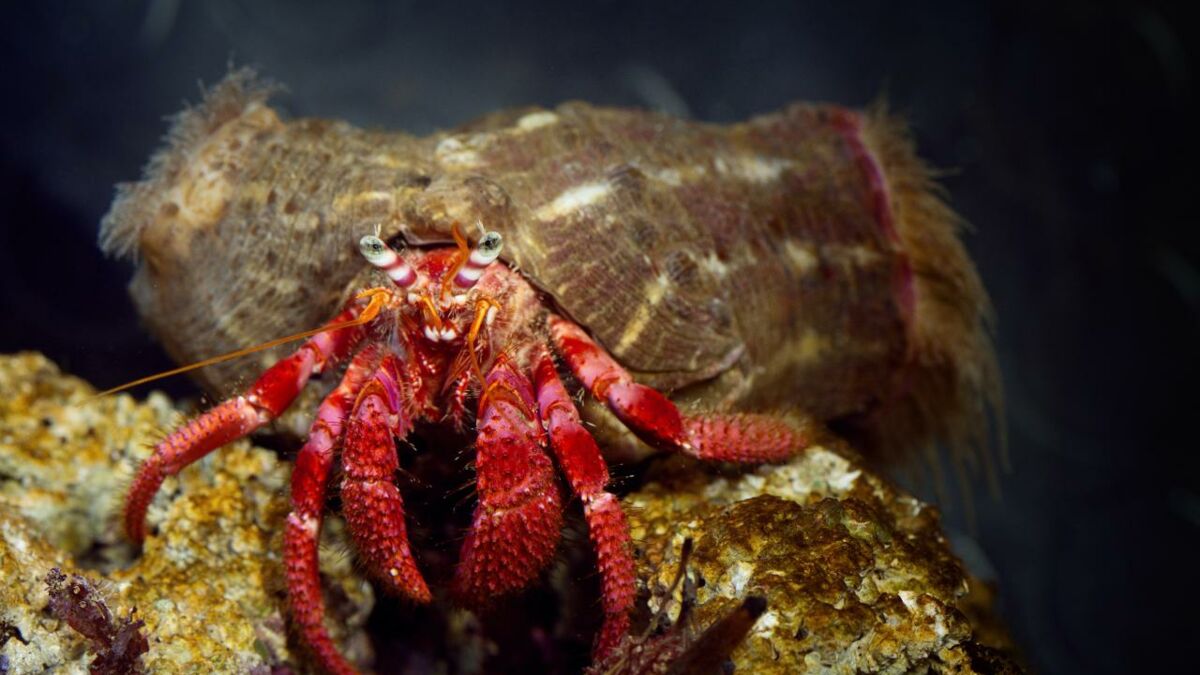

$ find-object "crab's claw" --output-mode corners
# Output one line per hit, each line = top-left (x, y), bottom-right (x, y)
(340, 354), (432, 604)
(452, 354), (563, 605)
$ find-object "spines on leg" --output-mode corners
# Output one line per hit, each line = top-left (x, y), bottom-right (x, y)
(123, 300), (370, 544)
(533, 351), (636, 659)
(339, 354), (431, 603)
(284, 345), (381, 675)
(124, 397), (261, 543)
(683, 414), (816, 463)
(452, 354), (563, 606)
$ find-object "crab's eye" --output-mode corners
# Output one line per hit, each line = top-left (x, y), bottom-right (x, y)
(359, 235), (387, 260)
(478, 231), (503, 256)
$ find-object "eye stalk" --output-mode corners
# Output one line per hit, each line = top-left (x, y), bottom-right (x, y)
(359, 234), (417, 288)
(453, 230), (504, 290)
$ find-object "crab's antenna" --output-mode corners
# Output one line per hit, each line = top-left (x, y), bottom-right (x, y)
(92, 288), (390, 399)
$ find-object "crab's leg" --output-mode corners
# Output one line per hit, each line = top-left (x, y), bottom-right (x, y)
(451, 354), (563, 606)
(549, 315), (814, 462)
(339, 353), (432, 603)
(123, 300), (372, 544)
(532, 349), (635, 659)
(284, 344), (381, 675)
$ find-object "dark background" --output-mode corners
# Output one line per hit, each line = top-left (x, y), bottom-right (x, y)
(1, 1), (1196, 673)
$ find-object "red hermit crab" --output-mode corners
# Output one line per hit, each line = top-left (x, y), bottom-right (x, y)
(120, 221), (809, 674)
(103, 70), (998, 674)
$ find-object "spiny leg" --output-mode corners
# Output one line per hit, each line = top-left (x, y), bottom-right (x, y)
(451, 354), (563, 605)
(339, 353), (432, 603)
(532, 348), (635, 659)
(124, 299), (372, 544)
(284, 344), (382, 675)
(549, 314), (815, 462)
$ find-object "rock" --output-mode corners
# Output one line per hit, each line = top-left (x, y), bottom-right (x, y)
(624, 443), (1021, 674)
(0, 353), (373, 674)
(1, 351), (1019, 673)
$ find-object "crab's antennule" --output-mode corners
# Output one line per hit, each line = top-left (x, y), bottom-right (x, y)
(453, 231), (503, 290)
(360, 234), (417, 288)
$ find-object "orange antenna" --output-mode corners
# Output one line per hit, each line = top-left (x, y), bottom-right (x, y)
(93, 288), (391, 399)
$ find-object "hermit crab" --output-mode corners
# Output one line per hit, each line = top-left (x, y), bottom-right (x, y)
(101, 70), (998, 674)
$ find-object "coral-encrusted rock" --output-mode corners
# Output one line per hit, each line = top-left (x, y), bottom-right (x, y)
(625, 445), (1020, 674)
(0, 352), (373, 673)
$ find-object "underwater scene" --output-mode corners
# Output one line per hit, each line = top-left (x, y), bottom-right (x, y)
(1, 2), (1194, 674)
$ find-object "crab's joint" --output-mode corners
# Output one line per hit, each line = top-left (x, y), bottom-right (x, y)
(360, 234), (417, 288)
(453, 231), (504, 290)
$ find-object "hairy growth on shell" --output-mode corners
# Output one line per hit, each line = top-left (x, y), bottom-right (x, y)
(859, 108), (1004, 489)
(101, 68), (280, 260)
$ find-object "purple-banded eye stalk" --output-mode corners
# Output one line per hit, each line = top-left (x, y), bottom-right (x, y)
(453, 231), (504, 290)
(359, 235), (416, 288)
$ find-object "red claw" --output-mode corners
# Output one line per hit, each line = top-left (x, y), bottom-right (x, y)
(340, 355), (431, 604)
(453, 355), (563, 606)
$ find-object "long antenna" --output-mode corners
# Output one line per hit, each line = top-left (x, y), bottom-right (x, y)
(93, 288), (390, 399)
